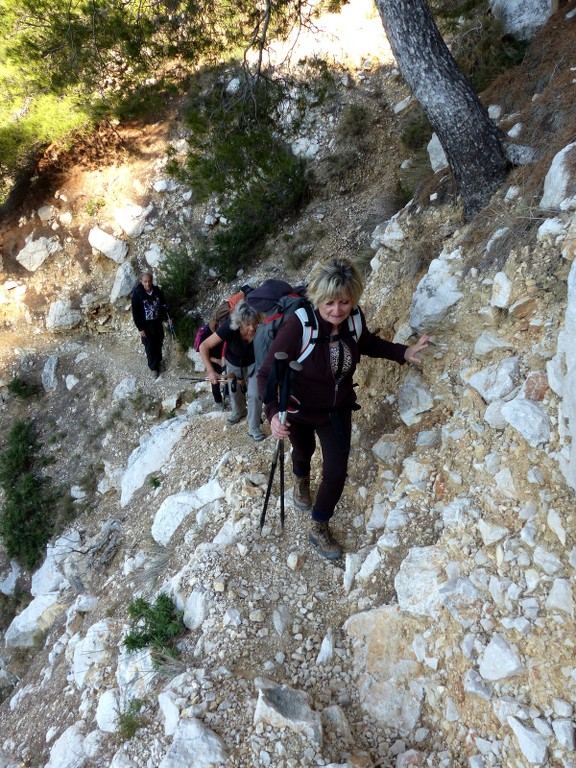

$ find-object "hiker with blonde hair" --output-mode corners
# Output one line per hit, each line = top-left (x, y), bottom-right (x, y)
(258, 257), (429, 559)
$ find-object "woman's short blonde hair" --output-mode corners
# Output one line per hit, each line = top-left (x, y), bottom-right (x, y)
(229, 300), (262, 330)
(306, 258), (364, 307)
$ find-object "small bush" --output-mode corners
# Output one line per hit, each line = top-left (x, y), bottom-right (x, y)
(7, 376), (38, 399)
(117, 698), (145, 741)
(400, 110), (433, 151)
(0, 420), (65, 570)
(172, 70), (310, 279)
(337, 104), (371, 141)
(210, 147), (309, 279)
(123, 593), (185, 663)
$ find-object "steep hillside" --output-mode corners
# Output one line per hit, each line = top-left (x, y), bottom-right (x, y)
(1, 3), (576, 768)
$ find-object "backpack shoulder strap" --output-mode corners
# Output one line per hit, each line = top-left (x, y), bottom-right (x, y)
(295, 304), (318, 363)
(347, 306), (362, 340)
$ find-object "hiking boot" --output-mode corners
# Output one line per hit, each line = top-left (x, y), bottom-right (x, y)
(214, 402), (224, 411)
(249, 428), (266, 442)
(309, 521), (343, 560)
(293, 475), (312, 511)
(151, 369), (159, 379)
(227, 409), (247, 424)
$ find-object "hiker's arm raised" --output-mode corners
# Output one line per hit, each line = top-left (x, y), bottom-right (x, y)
(200, 333), (224, 385)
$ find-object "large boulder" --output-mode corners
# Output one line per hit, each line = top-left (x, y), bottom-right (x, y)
(490, 0), (557, 41)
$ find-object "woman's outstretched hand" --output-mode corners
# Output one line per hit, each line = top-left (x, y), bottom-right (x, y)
(404, 334), (430, 364)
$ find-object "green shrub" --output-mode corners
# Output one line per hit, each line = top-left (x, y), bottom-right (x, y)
(400, 110), (433, 151)
(0, 420), (61, 570)
(432, 2), (527, 92)
(123, 593), (185, 663)
(7, 376), (38, 399)
(172, 69), (310, 279)
(210, 148), (309, 278)
(337, 103), (371, 140)
(117, 698), (145, 741)
(160, 248), (202, 306)
(0, 421), (72, 568)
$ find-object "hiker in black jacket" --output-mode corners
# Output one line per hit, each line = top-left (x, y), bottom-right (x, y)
(131, 272), (169, 379)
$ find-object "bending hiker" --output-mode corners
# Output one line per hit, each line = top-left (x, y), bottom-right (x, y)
(196, 319), (226, 409)
(257, 257), (429, 560)
(200, 300), (266, 441)
(131, 272), (169, 379)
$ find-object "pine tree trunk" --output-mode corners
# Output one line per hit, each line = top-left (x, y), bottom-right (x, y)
(375, 0), (510, 218)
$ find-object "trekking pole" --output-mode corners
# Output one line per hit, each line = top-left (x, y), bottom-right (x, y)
(179, 376), (227, 383)
(166, 314), (176, 340)
(278, 360), (302, 529)
(260, 352), (289, 530)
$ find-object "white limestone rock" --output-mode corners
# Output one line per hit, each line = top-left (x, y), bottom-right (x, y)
(463, 357), (519, 403)
(474, 331), (513, 356)
(501, 397), (551, 447)
(110, 262), (136, 303)
(45, 721), (86, 768)
(0, 561), (22, 596)
(120, 414), (191, 506)
(552, 718), (575, 750)
(72, 620), (113, 689)
(144, 243), (164, 268)
(490, 272), (513, 309)
(88, 227), (129, 263)
(537, 216), (566, 242)
(158, 691), (180, 736)
(344, 606), (426, 735)
(545, 578), (574, 617)
(491, 0), (555, 40)
(477, 519), (509, 546)
(112, 376), (137, 401)
(540, 142), (576, 210)
(507, 716), (548, 764)
(547, 258), (576, 490)
(16, 234), (62, 272)
(158, 718), (228, 767)
(478, 634), (524, 681)
(409, 247), (463, 332)
(42, 355), (59, 391)
(31, 530), (82, 596)
(427, 133), (448, 172)
(113, 204), (153, 238)
(484, 400), (508, 429)
(46, 300), (83, 331)
(254, 678), (322, 744)
(96, 689), (119, 733)
(370, 215), (405, 252)
(115, 646), (156, 707)
(395, 546), (447, 618)
(397, 371), (434, 426)
(5, 593), (64, 648)
(182, 588), (211, 631)
(151, 482), (225, 545)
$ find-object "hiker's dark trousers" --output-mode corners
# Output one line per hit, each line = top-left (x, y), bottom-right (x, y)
(288, 409), (352, 522)
(141, 321), (164, 372)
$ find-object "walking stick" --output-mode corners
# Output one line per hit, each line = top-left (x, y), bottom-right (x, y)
(279, 360), (302, 529)
(179, 376), (227, 383)
(260, 356), (302, 530)
(260, 353), (289, 530)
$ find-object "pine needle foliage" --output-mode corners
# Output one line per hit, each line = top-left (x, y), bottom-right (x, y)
(123, 593), (185, 663)
(0, 420), (59, 570)
(171, 70), (310, 278)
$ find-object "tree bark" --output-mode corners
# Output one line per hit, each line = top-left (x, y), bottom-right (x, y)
(375, 0), (510, 218)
